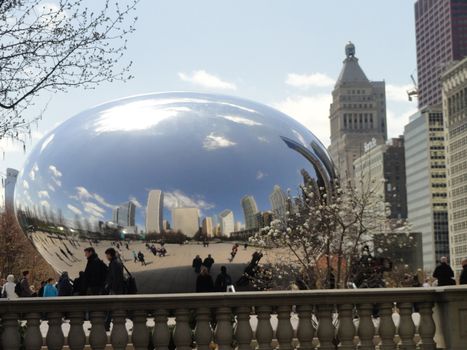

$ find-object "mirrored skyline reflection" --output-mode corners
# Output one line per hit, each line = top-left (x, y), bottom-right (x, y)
(14, 92), (333, 241)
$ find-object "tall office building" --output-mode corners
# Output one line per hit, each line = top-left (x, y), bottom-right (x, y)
(241, 195), (259, 229)
(219, 209), (235, 238)
(202, 216), (213, 237)
(113, 201), (136, 227)
(329, 42), (387, 185)
(269, 185), (288, 220)
(146, 190), (164, 233)
(404, 108), (449, 271)
(415, 0), (467, 108)
(172, 207), (199, 237)
(442, 57), (467, 273)
(5, 168), (19, 212)
(353, 137), (408, 220)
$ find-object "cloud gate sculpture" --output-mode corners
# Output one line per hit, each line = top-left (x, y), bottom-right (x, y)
(14, 92), (335, 293)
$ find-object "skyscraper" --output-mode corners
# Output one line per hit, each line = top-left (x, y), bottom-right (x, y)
(219, 209), (235, 238)
(202, 216), (213, 237)
(442, 57), (467, 273)
(269, 185), (288, 220)
(146, 190), (164, 233)
(404, 108), (449, 271)
(113, 201), (136, 227)
(172, 207), (199, 237)
(5, 168), (19, 212)
(329, 42), (387, 185)
(241, 195), (259, 229)
(353, 137), (408, 220)
(415, 0), (467, 108)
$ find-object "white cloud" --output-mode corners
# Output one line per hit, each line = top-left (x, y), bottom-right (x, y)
(129, 196), (142, 208)
(67, 204), (82, 216)
(178, 70), (236, 90)
(40, 200), (50, 208)
(164, 190), (215, 212)
(222, 115), (262, 126)
(274, 94), (332, 147)
(257, 136), (269, 143)
(256, 171), (267, 180)
(387, 108), (417, 139)
(286, 73), (334, 88)
(74, 186), (92, 200)
(49, 165), (62, 178)
(38, 190), (49, 199)
(83, 201), (106, 218)
(22, 180), (29, 190)
(386, 84), (413, 102)
(203, 133), (236, 150)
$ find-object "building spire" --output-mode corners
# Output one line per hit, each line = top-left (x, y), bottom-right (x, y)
(335, 41), (369, 86)
(345, 41), (356, 58)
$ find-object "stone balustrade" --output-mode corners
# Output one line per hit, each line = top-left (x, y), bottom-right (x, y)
(0, 286), (466, 350)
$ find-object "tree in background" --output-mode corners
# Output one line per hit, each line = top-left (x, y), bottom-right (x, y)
(250, 169), (411, 290)
(0, 0), (138, 149)
(0, 212), (56, 286)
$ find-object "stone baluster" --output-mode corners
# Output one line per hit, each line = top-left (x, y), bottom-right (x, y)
(397, 303), (416, 350)
(215, 307), (233, 350)
(132, 310), (149, 350)
(68, 312), (86, 350)
(255, 306), (273, 350)
(316, 304), (335, 350)
(153, 309), (171, 350)
(2, 313), (21, 350)
(89, 311), (108, 350)
(276, 305), (293, 350)
(337, 304), (355, 350)
(418, 302), (436, 350)
(195, 307), (212, 350)
(24, 313), (43, 350)
(235, 306), (252, 350)
(357, 304), (374, 350)
(378, 303), (396, 350)
(110, 310), (128, 350)
(173, 308), (192, 350)
(296, 305), (315, 350)
(46, 312), (65, 350)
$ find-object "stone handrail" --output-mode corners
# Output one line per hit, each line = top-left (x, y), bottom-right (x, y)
(0, 286), (466, 350)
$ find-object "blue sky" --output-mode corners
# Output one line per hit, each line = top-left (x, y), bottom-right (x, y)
(2, 0), (417, 180)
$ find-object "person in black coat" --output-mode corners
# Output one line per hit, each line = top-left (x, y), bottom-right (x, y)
(73, 271), (86, 296)
(192, 255), (202, 273)
(215, 266), (232, 292)
(58, 271), (73, 296)
(460, 258), (467, 285)
(105, 248), (125, 295)
(196, 266), (214, 292)
(83, 247), (108, 295)
(433, 256), (455, 286)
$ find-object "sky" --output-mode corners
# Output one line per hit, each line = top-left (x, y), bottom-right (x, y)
(2, 0), (418, 179)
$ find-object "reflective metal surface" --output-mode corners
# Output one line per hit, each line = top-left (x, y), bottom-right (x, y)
(14, 92), (333, 293)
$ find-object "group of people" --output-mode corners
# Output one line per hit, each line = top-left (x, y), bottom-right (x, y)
(192, 254), (215, 273)
(1, 246), (132, 299)
(146, 243), (167, 257)
(432, 256), (467, 286)
(196, 265), (233, 293)
(132, 250), (146, 266)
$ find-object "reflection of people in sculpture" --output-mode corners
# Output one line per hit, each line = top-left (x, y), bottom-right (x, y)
(137, 251), (146, 266)
(203, 254), (215, 272)
(229, 243), (239, 262)
(192, 255), (202, 273)
(215, 266), (232, 292)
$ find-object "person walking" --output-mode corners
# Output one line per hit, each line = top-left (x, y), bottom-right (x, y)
(57, 272), (74, 296)
(192, 255), (202, 273)
(18, 271), (33, 297)
(214, 266), (232, 292)
(43, 278), (58, 297)
(196, 266), (214, 293)
(83, 247), (108, 295)
(2, 275), (18, 299)
(132, 250), (138, 263)
(460, 257), (467, 285)
(203, 254), (215, 272)
(433, 256), (456, 286)
(105, 248), (125, 294)
(137, 251), (146, 266)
